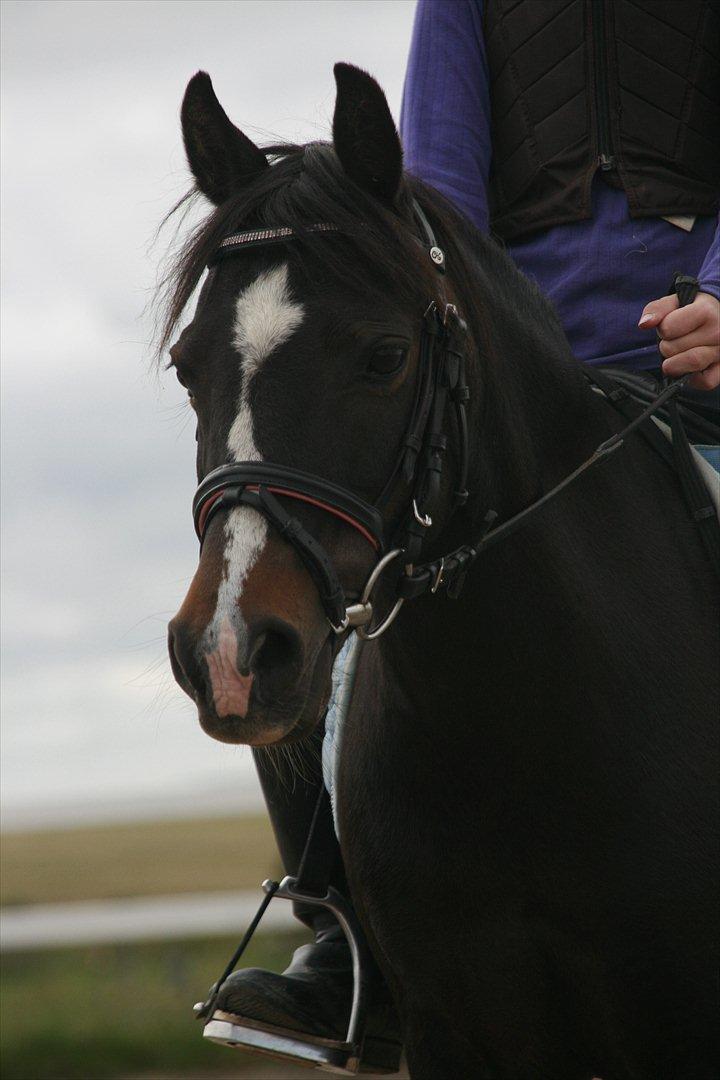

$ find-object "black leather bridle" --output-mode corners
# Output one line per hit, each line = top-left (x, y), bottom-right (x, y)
(193, 202), (474, 637)
(193, 216), (719, 636)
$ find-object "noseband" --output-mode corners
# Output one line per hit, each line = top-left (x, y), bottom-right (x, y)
(192, 202), (472, 636)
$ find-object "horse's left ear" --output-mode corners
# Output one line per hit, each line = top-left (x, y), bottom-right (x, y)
(181, 71), (268, 205)
(332, 63), (403, 204)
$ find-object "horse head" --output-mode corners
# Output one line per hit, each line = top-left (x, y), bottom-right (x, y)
(166, 65), (473, 746)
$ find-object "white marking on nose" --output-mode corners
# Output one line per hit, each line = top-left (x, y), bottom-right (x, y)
(204, 263), (305, 690)
(206, 615), (255, 718)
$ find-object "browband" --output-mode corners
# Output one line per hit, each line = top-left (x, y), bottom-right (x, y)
(209, 224), (339, 263)
(207, 201), (444, 270)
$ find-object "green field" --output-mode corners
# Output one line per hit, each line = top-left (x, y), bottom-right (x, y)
(1, 814), (280, 906)
(0, 815), (406, 1079)
(1, 931), (312, 1080)
(1, 815), (308, 1079)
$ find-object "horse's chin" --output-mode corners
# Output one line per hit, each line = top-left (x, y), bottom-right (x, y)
(197, 637), (334, 747)
(197, 698), (326, 746)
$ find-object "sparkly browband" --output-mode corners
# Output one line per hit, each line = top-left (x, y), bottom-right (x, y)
(208, 224), (338, 264)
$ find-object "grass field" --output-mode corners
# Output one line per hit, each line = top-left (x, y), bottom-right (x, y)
(1, 814), (280, 906)
(1, 814), (310, 1078)
(1, 930), (315, 1080)
(0, 810), (408, 1080)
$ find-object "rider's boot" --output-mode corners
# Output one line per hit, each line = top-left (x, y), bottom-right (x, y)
(208, 738), (403, 1074)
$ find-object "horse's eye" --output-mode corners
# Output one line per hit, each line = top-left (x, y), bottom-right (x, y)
(366, 347), (406, 381)
(173, 366), (196, 406)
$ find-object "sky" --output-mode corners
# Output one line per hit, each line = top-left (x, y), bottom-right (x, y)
(0, 0), (417, 828)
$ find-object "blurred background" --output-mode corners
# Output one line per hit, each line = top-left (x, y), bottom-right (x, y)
(1, 2), (414, 1075)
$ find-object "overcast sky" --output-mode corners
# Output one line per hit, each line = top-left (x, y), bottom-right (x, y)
(0, 0), (416, 827)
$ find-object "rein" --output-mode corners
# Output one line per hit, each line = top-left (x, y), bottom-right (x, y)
(193, 217), (717, 636)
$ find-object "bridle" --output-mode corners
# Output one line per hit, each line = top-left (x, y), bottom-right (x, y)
(193, 202), (473, 638)
(192, 212), (717, 638)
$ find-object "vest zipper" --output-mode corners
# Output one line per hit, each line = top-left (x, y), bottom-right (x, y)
(592, 0), (615, 171)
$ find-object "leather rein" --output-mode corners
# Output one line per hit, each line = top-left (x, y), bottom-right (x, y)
(192, 213), (714, 638)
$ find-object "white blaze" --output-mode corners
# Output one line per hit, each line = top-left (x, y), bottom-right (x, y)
(207, 263), (304, 649)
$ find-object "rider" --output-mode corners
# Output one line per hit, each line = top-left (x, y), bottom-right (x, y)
(400, 0), (719, 462)
(208, 0), (720, 1067)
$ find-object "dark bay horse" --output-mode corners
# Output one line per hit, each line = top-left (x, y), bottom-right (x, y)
(164, 65), (718, 1079)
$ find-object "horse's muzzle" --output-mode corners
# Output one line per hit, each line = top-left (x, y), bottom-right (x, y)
(168, 613), (330, 745)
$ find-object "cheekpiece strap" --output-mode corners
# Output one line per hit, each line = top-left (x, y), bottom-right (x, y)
(412, 199), (446, 273)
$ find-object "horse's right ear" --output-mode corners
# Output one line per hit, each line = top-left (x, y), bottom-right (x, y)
(181, 72), (267, 205)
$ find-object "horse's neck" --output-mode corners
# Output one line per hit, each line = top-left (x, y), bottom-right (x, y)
(464, 293), (610, 521)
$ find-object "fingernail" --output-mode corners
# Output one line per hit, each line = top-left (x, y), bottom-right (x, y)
(638, 313), (655, 327)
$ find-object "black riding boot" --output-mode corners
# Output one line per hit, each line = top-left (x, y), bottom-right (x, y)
(208, 737), (403, 1074)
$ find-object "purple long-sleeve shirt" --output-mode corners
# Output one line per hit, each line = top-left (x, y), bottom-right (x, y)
(400, 0), (720, 371)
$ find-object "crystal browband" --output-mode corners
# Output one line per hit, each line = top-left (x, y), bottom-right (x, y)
(209, 224), (338, 262)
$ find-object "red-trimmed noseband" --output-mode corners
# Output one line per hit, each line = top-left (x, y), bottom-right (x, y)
(196, 483), (381, 551)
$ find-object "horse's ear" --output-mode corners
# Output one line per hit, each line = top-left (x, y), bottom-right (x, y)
(332, 63), (403, 204)
(181, 71), (267, 205)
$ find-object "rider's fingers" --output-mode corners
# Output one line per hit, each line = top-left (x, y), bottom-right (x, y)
(638, 294), (678, 329)
(658, 327), (716, 359)
(658, 296), (713, 340)
(661, 346), (718, 378)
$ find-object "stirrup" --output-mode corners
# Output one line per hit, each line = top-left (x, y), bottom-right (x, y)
(194, 875), (376, 1075)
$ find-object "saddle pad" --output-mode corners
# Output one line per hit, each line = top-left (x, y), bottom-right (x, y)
(658, 421), (719, 514)
(322, 635), (362, 836)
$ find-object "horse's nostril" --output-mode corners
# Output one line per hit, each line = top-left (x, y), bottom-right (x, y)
(242, 630), (267, 677)
(247, 622), (302, 683)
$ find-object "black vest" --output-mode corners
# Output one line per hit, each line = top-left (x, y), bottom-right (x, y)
(484, 0), (720, 241)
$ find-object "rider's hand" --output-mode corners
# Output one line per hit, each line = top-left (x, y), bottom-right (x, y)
(638, 291), (720, 391)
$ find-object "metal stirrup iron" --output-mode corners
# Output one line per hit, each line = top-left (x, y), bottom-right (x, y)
(194, 786), (374, 1075)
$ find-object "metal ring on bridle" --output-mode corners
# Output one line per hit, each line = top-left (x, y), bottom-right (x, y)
(354, 549), (407, 641)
